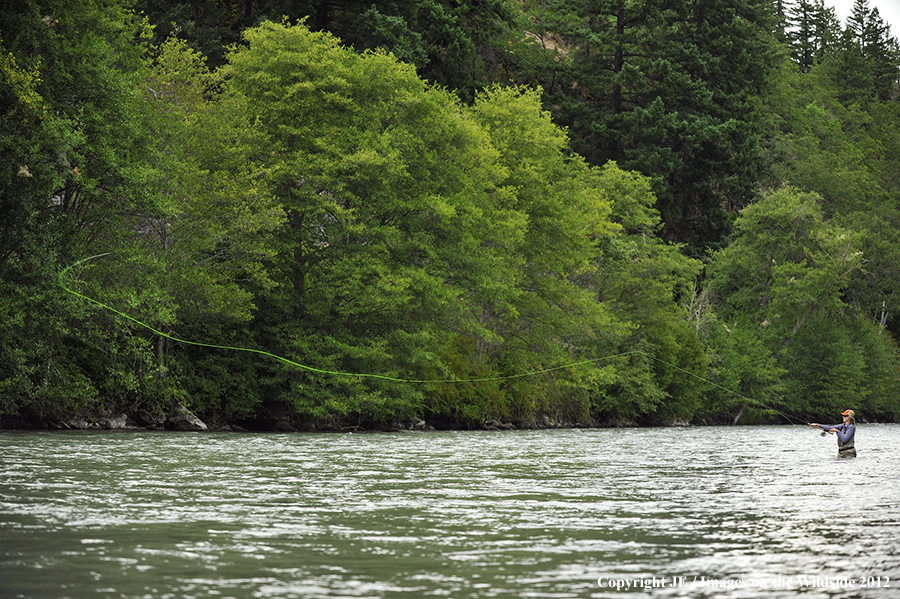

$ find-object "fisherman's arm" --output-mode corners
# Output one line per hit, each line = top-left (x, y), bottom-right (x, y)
(834, 424), (854, 443)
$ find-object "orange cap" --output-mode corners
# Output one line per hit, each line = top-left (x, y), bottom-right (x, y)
(841, 409), (854, 416)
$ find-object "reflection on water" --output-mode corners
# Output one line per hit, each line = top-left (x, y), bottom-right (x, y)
(0, 425), (898, 598)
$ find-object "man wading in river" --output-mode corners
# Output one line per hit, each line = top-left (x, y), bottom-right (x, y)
(809, 410), (857, 458)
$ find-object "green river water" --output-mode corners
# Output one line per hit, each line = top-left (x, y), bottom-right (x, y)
(1, 425), (898, 598)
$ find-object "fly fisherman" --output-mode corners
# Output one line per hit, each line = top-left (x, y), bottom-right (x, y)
(808, 410), (857, 458)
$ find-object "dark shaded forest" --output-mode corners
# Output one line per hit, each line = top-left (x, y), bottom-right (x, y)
(2, 0), (899, 430)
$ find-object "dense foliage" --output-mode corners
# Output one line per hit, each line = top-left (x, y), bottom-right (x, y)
(2, 0), (899, 429)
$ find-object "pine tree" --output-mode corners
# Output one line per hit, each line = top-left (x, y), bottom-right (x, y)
(845, 0), (869, 42)
(836, 0), (899, 102)
(784, 0), (840, 72)
(863, 8), (900, 101)
(786, 0), (817, 72)
(811, 0), (841, 64)
(534, 0), (779, 252)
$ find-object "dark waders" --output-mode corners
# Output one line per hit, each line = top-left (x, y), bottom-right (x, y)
(838, 437), (856, 459)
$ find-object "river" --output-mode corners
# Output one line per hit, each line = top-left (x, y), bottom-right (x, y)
(1, 425), (898, 598)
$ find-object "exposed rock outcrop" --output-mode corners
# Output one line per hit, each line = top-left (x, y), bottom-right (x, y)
(99, 414), (128, 429)
(165, 404), (208, 431)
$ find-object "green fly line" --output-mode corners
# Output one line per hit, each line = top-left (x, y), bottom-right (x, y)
(58, 254), (633, 384)
(59, 254), (804, 423)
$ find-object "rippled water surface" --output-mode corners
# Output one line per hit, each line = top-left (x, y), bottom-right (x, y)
(1, 425), (898, 598)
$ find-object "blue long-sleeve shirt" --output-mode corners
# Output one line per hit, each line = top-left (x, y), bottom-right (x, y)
(818, 423), (855, 444)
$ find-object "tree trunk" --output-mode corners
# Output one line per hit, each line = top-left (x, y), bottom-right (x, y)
(156, 335), (167, 380)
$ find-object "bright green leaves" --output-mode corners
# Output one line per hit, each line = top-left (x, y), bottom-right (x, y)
(705, 186), (899, 420)
(464, 85), (629, 423)
(221, 21), (646, 427)
(224, 21), (526, 423)
(0, 37), (42, 112)
(0, 0), (161, 421)
(16, 5), (890, 429)
(709, 187), (862, 341)
(139, 36), (281, 319)
(583, 163), (706, 423)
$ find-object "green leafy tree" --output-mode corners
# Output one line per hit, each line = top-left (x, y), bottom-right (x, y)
(222, 20), (527, 426)
(708, 187), (863, 342)
(575, 163), (706, 424)
(137, 0), (519, 99)
(1, 2), (283, 423)
(694, 310), (788, 424)
(705, 186), (900, 419)
(0, 0), (158, 421)
(465, 85), (623, 425)
(762, 53), (900, 341)
(105, 37), (282, 416)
